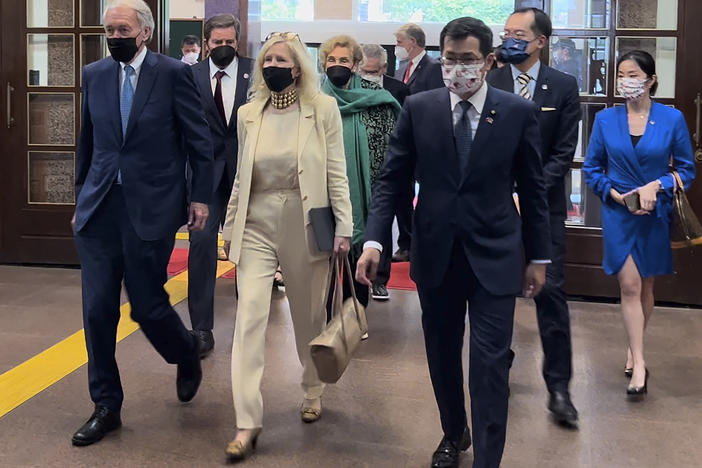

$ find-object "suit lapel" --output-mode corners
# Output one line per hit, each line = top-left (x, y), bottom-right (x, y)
(406, 54), (426, 88)
(124, 51), (159, 141)
(532, 65), (550, 108)
(107, 60), (122, 143)
(196, 61), (225, 133)
(433, 89), (460, 180)
(230, 58), (251, 133)
(298, 100), (315, 167)
(490, 65), (514, 93)
(465, 86), (500, 178)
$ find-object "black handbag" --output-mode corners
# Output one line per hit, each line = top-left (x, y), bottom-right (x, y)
(670, 171), (702, 249)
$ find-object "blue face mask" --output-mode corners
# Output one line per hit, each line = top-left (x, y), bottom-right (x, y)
(498, 37), (532, 64)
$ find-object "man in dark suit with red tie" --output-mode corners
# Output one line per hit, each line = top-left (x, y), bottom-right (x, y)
(487, 7), (581, 426)
(187, 14), (253, 356)
(391, 23), (445, 263)
(358, 17), (551, 468)
(71, 0), (212, 446)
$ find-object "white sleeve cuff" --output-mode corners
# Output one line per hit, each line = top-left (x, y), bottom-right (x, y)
(363, 241), (383, 253)
(530, 259), (552, 264)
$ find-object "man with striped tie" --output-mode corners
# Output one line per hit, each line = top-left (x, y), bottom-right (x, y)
(71, 0), (213, 446)
(487, 7), (581, 427)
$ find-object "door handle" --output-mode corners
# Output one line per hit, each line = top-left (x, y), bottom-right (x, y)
(694, 92), (702, 162)
(6, 82), (14, 129)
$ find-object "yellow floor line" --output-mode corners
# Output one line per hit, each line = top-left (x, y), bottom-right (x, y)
(0, 261), (234, 419)
(175, 232), (225, 247)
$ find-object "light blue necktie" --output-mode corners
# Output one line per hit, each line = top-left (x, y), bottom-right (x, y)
(117, 65), (135, 183)
(454, 100), (473, 173)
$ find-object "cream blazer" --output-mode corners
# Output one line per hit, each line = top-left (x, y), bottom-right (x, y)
(222, 92), (353, 264)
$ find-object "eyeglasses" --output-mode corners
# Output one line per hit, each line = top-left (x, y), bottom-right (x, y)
(440, 56), (484, 67)
(499, 30), (532, 41)
(264, 31), (304, 44)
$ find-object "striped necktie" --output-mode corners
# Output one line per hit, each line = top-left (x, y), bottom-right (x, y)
(517, 72), (532, 100)
(120, 65), (135, 136)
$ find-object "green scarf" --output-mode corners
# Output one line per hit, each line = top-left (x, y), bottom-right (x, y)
(322, 74), (401, 246)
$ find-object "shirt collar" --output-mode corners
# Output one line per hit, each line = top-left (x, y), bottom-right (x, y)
(449, 80), (488, 115)
(510, 60), (541, 82)
(121, 46), (147, 73)
(209, 55), (239, 79)
(411, 49), (426, 66)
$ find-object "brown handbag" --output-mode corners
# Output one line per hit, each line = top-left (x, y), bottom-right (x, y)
(309, 255), (368, 384)
(670, 171), (702, 249)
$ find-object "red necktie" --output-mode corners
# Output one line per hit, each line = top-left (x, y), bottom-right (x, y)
(214, 70), (227, 125)
(403, 60), (413, 84)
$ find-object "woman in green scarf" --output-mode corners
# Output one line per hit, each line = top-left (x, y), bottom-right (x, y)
(320, 35), (401, 309)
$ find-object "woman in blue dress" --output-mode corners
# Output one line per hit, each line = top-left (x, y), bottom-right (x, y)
(584, 50), (695, 398)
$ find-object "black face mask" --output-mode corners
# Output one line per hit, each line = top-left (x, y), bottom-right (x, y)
(107, 36), (140, 63)
(209, 45), (237, 68)
(262, 66), (295, 93)
(326, 65), (353, 88)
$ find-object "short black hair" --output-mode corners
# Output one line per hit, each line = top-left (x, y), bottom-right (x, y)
(617, 49), (658, 96)
(512, 7), (552, 39)
(181, 35), (200, 47)
(440, 17), (493, 58)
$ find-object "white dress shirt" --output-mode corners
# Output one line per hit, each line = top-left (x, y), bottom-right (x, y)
(209, 56), (239, 125)
(510, 61), (541, 99)
(405, 49), (427, 81)
(119, 46), (148, 99)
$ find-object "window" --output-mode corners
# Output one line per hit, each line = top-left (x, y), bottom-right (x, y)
(360, 0), (514, 24)
(262, 0), (314, 21)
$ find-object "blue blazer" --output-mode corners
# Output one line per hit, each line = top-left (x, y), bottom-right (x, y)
(365, 86), (551, 295)
(75, 51), (214, 241)
(583, 103), (695, 276)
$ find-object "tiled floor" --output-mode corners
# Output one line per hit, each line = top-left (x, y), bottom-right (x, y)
(0, 264), (701, 467)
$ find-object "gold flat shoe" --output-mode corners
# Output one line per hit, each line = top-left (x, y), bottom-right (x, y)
(301, 398), (322, 423)
(225, 428), (262, 462)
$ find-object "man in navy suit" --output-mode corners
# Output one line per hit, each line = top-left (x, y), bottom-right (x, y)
(358, 17), (550, 468)
(488, 7), (581, 426)
(71, 0), (213, 446)
(187, 14), (253, 356)
(391, 23), (445, 263)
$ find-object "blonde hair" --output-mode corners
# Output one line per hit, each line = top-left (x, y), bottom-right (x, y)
(251, 34), (319, 102)
(103, 0), (154, 43)
(319, 35), (364, 69)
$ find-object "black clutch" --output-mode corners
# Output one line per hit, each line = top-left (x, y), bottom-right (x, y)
(308, 207), (336, 252)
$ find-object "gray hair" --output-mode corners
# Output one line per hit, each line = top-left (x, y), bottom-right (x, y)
(361, 44), (387, 67)
(395, 23), (426, 48)
(104, 0), (155, 43)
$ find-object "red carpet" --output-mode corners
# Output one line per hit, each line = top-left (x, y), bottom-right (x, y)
(167, 249), (414, 290)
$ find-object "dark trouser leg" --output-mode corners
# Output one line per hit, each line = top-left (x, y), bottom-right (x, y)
(466, 266), (516, 468)
(395, 178), (414, 251)
(533, 214), (572, 392)
(74, 187), (126, 413)
(121, 203), (195, 365)
(374, 222), (393, 287)
(416, 243), (471, 442)
(187, 183), (227, 331)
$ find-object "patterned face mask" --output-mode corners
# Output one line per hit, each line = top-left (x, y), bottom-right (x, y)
(442, 62), (485, 96)
(617, 77), (649, 100)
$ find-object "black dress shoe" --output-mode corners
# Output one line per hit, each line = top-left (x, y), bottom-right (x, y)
(391, 248), (410, 262)
(177, 331), (203, 402)
(431, 427), (471, 468)
(371, 284), (390, 301)
(548, 390), (579, 425)
(194, 329), (215, 359)
(71, 406), (121, 446)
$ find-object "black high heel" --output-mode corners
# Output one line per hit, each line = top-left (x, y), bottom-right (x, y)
(626, 369), (649, 400)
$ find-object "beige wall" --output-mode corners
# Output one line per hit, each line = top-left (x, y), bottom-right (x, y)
(170, 0), (205, 19)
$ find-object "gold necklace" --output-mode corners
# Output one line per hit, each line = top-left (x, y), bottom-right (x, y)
(270, 88), (298, 109)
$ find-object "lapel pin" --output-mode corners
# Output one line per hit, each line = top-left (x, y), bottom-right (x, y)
(541, 84), (548, 90)
(650, 120), (655, 125)
(485, 117), (494, 124)
(490, 109), (496, 115)
(244, 73), (250, 79)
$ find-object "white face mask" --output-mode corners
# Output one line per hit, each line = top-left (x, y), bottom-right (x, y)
(395, 46), (409, 62)
(617, 77), (648, 100)
(442, 63), (485, 96)
(182, 51), (199, 65)
(361, 74), (382, 84)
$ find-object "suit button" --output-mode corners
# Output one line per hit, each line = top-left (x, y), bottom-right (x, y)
(302, 195), (308, 201)
(298, 169), (303, 174)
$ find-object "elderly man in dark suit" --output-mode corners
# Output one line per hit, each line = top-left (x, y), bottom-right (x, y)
(71, 0), (213, 447)
(488, 7), (581, 426)
(187, 14), (253, 355)
(358, 17), (550, 468)
(391, 23), (445, 263)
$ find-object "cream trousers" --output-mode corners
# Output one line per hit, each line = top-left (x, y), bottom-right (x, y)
(232, 189), (330, 429)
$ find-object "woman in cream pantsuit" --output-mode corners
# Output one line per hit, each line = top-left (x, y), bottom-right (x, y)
(221, 32), (353, 461)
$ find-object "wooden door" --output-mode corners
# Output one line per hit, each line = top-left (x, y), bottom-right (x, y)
(544, 0), (702, 305)
(0, 0), (160, 264)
